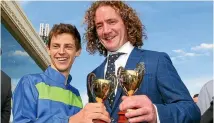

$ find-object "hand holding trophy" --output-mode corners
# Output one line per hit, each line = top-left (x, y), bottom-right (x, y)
(88, 73), (117, 123)
(117, 62), (145, 123)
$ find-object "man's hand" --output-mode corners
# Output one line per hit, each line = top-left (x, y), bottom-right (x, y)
(119, 95), (157, 123)
(69, 103), (111, 123)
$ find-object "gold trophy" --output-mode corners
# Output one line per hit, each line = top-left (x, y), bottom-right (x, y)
(88, 73), (117, 123)
(117, 62), (145, 123)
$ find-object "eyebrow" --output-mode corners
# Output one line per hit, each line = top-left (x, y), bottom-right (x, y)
(52, 43), (74, 46)
(52, 43), (60, 45)
(65, 43), (75, 46)
(95, 21), (103, 26)
(96, 18), (117, 25)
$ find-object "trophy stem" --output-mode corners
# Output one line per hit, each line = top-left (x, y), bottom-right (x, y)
(118, 111), (128, 123)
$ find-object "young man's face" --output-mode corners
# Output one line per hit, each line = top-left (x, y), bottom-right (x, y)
(47, 33), (81, 73)
(95, 5), (128, 52)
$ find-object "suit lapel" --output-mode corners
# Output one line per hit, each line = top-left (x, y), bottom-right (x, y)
(112, 48), (144, 112)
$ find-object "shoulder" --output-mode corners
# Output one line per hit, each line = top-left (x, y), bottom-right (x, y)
(203, 80), (213, 88)
(137, 49), (171, 61)
(18, 73), (44, 86)
(142, 49), (169, 57)
(200, 80), (213, 94)
(14, 73), (44, 95)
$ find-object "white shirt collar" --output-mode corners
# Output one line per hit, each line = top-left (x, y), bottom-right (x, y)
(107, 41), (134, 56)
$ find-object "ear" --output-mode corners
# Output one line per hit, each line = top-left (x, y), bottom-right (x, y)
(46, 45), (51, 56)
(75, 48), (81, 57)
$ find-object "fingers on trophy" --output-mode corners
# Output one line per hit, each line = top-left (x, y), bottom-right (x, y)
(117, 62), (145, 123)
(88, 73), (117, 123)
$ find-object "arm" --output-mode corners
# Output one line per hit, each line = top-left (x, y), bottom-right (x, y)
(155, 52), (201, 123)
(69, 103), (111, 123)
(12, 76), (69, 123)
(119, 52), (200, 123)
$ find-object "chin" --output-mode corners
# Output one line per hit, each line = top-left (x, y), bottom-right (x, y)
(57, 68), (69, 73)
(55, 65), (69, 71)
(106, 47), (118, 52)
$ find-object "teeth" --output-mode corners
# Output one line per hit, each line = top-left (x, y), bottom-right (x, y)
(105, 37), (114, 40)
(57, 58), (67, 61)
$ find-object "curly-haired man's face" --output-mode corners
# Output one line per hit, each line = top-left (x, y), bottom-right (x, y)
(95, 5), (128, 52)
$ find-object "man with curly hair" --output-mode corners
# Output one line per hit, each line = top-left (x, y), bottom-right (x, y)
(84, 1), (200, 123)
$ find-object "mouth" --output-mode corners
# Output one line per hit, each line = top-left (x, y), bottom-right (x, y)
(104, 36), (115, 42)
(56, 57), (68, 63)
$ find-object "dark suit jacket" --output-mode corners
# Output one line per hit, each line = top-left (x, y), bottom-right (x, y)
(87, 48), (201, 123)
(201, 101), (213, 123)
(1, 71), (12, 123)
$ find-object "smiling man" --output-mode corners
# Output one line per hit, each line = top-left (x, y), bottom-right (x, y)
(12, 23), (110, 123)
(84, 1), (200, 123)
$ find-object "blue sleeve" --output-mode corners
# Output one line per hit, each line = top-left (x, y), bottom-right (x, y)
(70, 87), (83, 115)
(154, 53), (201, 123)
(12, 75), (69, 123)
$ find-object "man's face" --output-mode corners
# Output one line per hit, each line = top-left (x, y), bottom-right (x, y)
(47, 33), (81, 73)
(95, 5), (128, 52)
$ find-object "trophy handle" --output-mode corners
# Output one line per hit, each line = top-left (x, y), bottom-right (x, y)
(117, 66), (125, 77)
(108, 74), (117, 97)
(134, 62), (145, 76)
(117, 66), (128, 95)
(87, 73), (96, 95)
(133, 62), (145, 94)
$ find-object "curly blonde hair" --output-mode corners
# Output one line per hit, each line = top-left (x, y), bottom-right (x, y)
(84, 1), (147, 56)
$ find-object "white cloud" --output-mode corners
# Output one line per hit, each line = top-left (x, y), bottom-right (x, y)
(185, 52), (199, 57)
(172, 49), (202, 56)
(171, 43), (213, 63)
(171, 49), (205, 62)
(172, 49), (185, 53)
(11, 50), (29, 57)
(191, 43), (214, 51)
(171, 43), (213, 62)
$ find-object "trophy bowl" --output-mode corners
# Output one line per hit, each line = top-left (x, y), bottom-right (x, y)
(118, 70), (143, 96)
(117, 62), (145, 123)
(88, 73), (117, 103)
(88, 73), (117, 123)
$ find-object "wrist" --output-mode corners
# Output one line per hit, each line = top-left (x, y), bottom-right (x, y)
(69, 110), (82, 123)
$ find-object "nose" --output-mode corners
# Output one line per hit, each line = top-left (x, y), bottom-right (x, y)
(58, 47), (65, 54)
(103, 23), (111, 35)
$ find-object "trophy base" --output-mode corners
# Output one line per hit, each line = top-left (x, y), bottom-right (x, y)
(118, 111), (128, 123)
(92, 119), (106, 123)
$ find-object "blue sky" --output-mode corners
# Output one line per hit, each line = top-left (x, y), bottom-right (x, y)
(2, 1), (213, 106)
